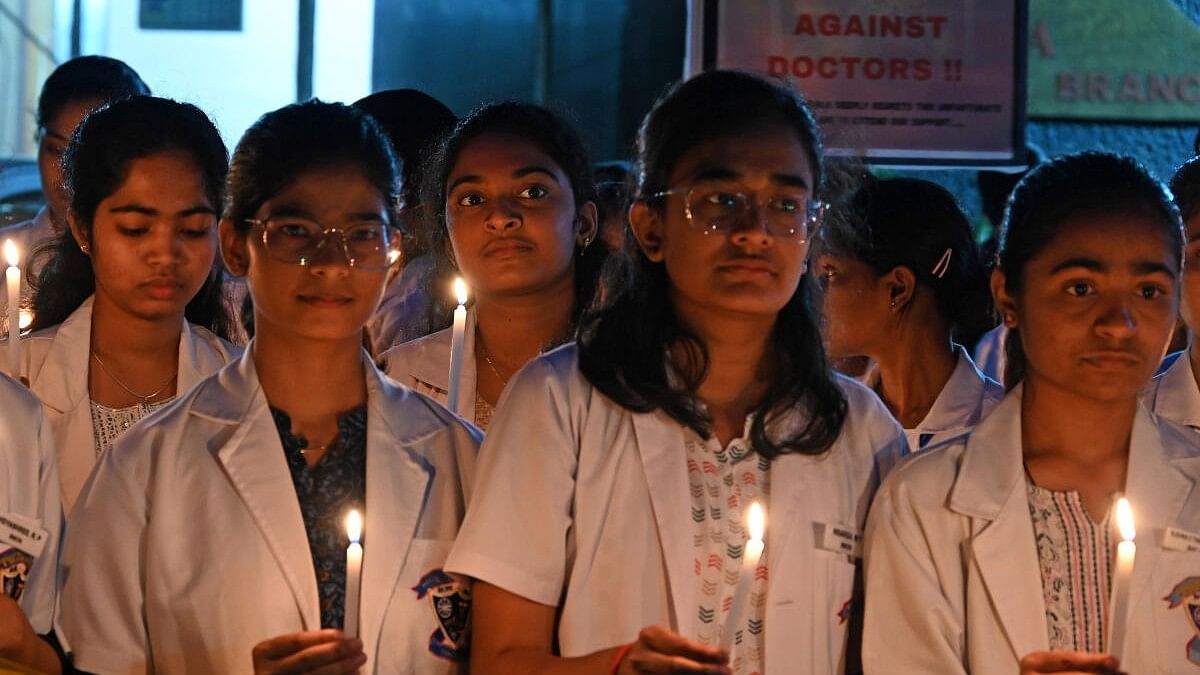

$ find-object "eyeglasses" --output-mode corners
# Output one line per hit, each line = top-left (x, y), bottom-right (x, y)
(652, 187), (827, 242)
(245, 216), (401, 271)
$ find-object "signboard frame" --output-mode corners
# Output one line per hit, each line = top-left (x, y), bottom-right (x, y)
(689, 0), (1030, 169)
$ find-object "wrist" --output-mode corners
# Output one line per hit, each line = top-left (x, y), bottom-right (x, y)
(609, 642), (635, 675)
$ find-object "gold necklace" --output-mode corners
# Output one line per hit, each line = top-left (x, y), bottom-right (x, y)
(91, 352), (176, 405)
(476, 330), (512, 386)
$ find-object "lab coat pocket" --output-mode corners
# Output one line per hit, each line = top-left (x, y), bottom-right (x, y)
(1151, 551), (1200, 672)
(790, 550), (858, 674)
(381, 538), (470, 674)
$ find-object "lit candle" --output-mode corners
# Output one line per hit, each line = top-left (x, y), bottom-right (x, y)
(1106, 497), (1136, 660)
(720, 501), (765, 652)
(5, 240), (20, 377)
(344, 510), (363, 638)
(446, 278), (468, 412)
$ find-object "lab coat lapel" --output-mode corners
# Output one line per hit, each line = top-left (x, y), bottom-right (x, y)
(210, 352), (321, 629)
(631, 411), (696, 636)
(34, 299), (94, 511)
(406, 309), (477, 418)
(949, 389), (1050, 661)
(358, 362), (433, 662)
(1119, 406), (1196, 653)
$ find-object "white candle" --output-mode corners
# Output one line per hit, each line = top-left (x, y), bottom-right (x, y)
(5, 240), (20, 377)
(344, 510), (363, 638)
(446, 278), (468, 412)
(720, 501), (765, 652)
(1106, 497), (1136, 660)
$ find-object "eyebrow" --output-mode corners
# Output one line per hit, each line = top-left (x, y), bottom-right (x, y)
(1050, 256), (1177, 279)
(689, 165), (810, 189)
(448, 165), (561, 193)
(109, 203), (216, 217)
(266, 205), (385, 222)
(43, 129), (69, 143)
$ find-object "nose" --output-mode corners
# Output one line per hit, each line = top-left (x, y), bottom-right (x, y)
(483, 197), (522, 233)
(145, 226), (185, 267)
(729, 202), (774, 249)
(306, 230), (352, 277)
(1094, 294), (1137, 339)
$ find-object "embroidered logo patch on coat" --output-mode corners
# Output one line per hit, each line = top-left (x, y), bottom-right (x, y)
(413, 569), (471, 661)
(1163, 576), (1200, 665)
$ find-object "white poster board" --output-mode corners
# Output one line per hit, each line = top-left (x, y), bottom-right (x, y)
(688, 0), (1027, 167)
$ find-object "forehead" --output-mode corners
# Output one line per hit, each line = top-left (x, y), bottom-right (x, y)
(449, 132), (565, 180)
(266, 164), (385, 209)
(1027, 212), (1177, 271)
(667, 127), (814, 187)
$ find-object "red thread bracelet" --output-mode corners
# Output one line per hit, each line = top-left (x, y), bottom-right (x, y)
(609, 642), (635, 675)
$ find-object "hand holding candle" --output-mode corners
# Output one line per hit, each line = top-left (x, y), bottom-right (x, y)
(720, 501), (765, 652)
(1106, 497), (1135, 660)
(446, 278), (468, 412)
(344, 510), (363, 639)
(5, 240), (20, 378)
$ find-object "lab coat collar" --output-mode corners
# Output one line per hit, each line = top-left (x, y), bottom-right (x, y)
(34, 295), (210, 415)
(405, 308), (477, 418)
(195, 347), (439, 648)
(915, 347), (998, 436)
(1147, 351), (1200, 430)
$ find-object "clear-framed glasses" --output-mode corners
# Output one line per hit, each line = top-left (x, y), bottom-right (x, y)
(651, 186), (828, 242)
(245, 216), (402, 271)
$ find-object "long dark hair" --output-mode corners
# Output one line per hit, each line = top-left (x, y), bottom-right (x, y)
(578, 70), (847, 459)
(421, 101), (610, 333)
(36, 55), (149, 133)
(999, 151), (1183, 389)
(30, 96), (235, 339)
(818, 176), (993, 348)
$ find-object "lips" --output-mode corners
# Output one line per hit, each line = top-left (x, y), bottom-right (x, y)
(298, 294), (354, 308)
(717, 257), (776, 275)
(482, 238), (534, 258)
(1081, 351), (1143, 369)
(140, 277), (184, 299)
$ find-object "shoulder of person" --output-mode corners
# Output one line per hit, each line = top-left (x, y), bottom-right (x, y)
(1150, 409), (1200, 468)
(876, 429), (967, 509)
(380, 325), (450, 376)
(187, 323), (243, 364)
(504, 341), (591, 403)
(372, 368), (482, 446)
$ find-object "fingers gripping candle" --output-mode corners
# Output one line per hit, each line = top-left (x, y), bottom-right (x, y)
(720, 501), (765, 652)
(1106, 497), (1135, 661)
(344, 510), (363, 638)
(446, 278), (468, 412)
(5, 240), (20, 377)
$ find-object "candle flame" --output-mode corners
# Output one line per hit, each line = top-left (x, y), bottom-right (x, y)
(346, 510), (362, 544)
(747, 502), (765, 543)
(3, 240), (17, 268)
(1116, 497), (1135, 542)
(453, 277), (468, 306)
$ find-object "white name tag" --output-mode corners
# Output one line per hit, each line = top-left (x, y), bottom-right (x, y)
(0, 512), (48, 602)
(815, 522), (862, 559)
(1160, 526), (1200, 552)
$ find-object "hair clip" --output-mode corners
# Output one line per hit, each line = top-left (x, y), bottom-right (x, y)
(931, 247), (953, 279)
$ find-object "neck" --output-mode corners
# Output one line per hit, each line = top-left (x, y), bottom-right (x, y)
(871, 322), (958, 428)
(1189, 342), (1200, 392)
(673, 302), (774, 440)
(252, 324), (368, 419)
(90, 292), (183, 359)
(473, 277), (575, 371)
(1020, 376), (1136, 465)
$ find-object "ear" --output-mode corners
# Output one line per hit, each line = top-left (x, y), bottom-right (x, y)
(628, 200), (665, 263)
(219, 217), (250, 277)
(991, 268), (1018, 328)
(575, 201), (599, 248)
(884, 266), (917, 311)
(67, 210), (89, 254)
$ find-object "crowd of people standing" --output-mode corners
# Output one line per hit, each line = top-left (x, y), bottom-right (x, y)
(1, 54), (1199, 675)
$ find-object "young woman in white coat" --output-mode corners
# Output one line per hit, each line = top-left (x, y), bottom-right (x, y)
(60, 101), (481, 674)
(0, 375), (62, 674)
(1143, 156), (1200, 432)
(19, 96), (240, 514)
(382, 102), (606, 430)
(448, 71), (907, 675)
(864, 151), (1200, 674)
(816, 176), (1002, 451)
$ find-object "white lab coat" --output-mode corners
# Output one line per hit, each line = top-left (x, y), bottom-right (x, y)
(863, 346), (1003, 451)
(972, 324), (1008, 386)
(446, 344), (908, 673)
(17, 295), (239, 513)
(0, 373), (60, 635)
(382, 308), (476, 422)
(863, 387), (1200, 674)
(60, 348), (481, 674)
(1144, 350), (1200, 434)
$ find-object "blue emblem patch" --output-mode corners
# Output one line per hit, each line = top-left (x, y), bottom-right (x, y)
(413, 569), (471, 661)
